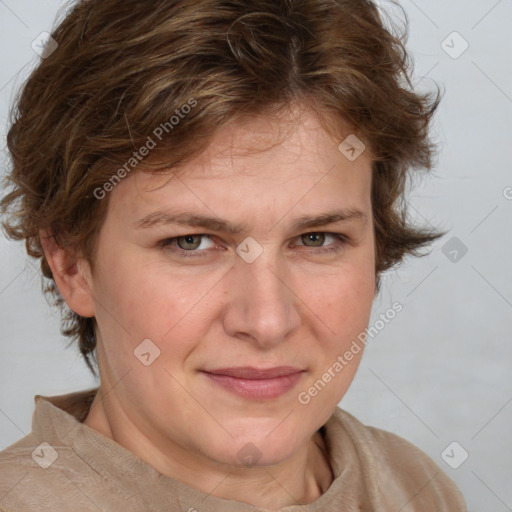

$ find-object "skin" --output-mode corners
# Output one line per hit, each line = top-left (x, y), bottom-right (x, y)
(41, 106), (376, 510)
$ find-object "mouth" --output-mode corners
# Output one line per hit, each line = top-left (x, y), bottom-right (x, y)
(201, 366), (305, 400)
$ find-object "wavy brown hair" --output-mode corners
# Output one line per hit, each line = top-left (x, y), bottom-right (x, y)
(1, 0), (444, 372)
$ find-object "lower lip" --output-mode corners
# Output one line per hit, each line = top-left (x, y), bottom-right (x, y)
(203, 371), (304, 400)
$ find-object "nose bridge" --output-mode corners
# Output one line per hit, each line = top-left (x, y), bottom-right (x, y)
(247, 256), (286, 305)
(223, 246), (300, 346)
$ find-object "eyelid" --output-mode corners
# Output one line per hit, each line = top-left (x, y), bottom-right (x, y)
(159, 231), (350, 258)
(295, 231), (349, 243)
(159, 234), (216, 251)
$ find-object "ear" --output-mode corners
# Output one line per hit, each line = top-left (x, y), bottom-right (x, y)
(39, 228), (95, 318)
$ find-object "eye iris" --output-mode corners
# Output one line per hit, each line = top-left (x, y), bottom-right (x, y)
(302, 233), (325, 247)
(177, 235), (202, 250)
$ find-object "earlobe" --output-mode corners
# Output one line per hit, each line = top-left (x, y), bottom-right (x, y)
(39, 228), (95, 318)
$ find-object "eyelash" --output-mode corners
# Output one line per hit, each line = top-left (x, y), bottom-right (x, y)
(158, 232), (350, 258)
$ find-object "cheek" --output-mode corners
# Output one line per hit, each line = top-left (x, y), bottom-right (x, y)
(294, 267), (374, 426)
(92, 252), (224, 366)
(304, 261), (375, 341)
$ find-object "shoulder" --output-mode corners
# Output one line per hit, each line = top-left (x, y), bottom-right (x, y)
(0, 389), (105, 512)
(0, 435), (98, 512)
(330, 408), (468, 511)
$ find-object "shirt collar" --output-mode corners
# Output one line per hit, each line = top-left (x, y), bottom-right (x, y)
(32, 389), (366, 511)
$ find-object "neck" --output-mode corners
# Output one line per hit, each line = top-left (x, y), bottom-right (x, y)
(84, 388), (333, 510)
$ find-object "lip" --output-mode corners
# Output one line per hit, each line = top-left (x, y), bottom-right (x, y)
(202, 366), (305, 400)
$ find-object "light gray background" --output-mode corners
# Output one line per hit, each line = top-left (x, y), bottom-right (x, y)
(0, 1), (511, 510)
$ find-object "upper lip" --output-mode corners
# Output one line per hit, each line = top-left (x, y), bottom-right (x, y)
(203, 366), (303, 379)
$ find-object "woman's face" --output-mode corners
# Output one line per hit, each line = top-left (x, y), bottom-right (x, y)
(85, 108), (376, 467)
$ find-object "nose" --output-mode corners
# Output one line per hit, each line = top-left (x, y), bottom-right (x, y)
(222, 252), (301, 348)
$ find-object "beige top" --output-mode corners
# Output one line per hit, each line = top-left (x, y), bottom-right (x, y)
(0, 389), (467, 511)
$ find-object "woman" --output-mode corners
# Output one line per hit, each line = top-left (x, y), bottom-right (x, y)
(0, 0), (467, 510)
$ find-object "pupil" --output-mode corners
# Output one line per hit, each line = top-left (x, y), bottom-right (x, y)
(178, 235), (200, 250)
(304, 233), (325, 246)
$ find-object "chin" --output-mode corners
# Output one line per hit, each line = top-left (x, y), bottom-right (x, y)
(226, 440), (299, 468)
(222, 428), (307, 468)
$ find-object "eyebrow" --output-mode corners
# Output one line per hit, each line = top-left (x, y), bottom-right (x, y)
(134, 208), (367, 233)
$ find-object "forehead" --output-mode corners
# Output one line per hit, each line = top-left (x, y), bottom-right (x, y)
(107, 109), (373, 226)
(172, 108), (366, 177)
